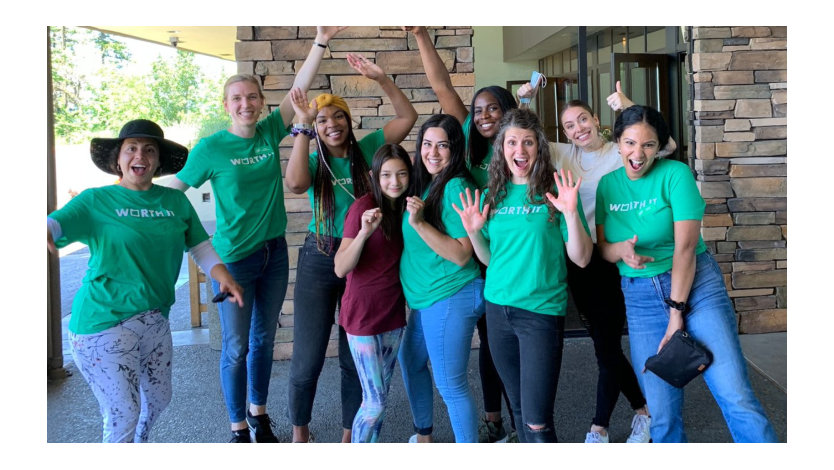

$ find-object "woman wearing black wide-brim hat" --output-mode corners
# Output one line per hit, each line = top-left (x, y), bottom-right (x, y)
(47, 119), (243, 443)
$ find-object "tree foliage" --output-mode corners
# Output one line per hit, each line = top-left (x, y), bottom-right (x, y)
(49, 26), (230, 145)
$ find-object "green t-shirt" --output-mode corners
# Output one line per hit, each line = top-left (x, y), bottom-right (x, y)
(176, 107), (289, 263)
(400, 177), (481, 310)
(462, 113), (493, 190)
(596, 158), (707, 278)
(482, 183), (589, 316)
(306, 129), (386, 237)
(49, 185), (209, 334)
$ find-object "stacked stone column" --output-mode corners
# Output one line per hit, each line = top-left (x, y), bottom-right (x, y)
(689, 26), (786, 333)
(234, 26), (474, 359)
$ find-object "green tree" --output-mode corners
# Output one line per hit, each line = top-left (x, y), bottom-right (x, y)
(149, 50), (203, 126)
(50, 26), (233, 146)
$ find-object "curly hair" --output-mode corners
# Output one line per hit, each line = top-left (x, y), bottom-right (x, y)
(486, 108), (558, 222)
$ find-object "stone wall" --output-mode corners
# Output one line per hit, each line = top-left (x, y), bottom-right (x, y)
(689, 26), (787, 333)
(234, 26), (475, 359)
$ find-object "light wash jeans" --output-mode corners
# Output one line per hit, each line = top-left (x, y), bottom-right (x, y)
(398, 277), (484, 442)
(622, 250), (778, 443)
(347, 328), (404, 443)
(212, 236), (288, 423)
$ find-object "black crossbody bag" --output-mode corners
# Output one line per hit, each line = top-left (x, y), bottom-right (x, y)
(643, 330), (713, 388)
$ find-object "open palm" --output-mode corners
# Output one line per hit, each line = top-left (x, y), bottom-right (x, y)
(545, 168), (581, 214)
(452, 188), (489, 234)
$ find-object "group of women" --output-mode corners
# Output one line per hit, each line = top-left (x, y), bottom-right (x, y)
(48, 26), (777, 444)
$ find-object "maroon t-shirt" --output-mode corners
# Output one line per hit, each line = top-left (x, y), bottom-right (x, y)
(339, 193), (407, 336)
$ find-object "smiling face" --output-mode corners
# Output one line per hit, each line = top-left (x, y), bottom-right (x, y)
(421, 127), (452, 177)
(618, 122), (660, 180)
(378, 157), (410, 201)
(117, 138), (160, 191)
(472, 92), (504, 139)
(502, 126), (538, 184)
(223, 80), (264, 129)
(560, 105), (603, 150)
(315, 105), (350, 155)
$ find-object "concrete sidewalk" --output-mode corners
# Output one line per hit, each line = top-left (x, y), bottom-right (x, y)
(47, 275), (787, 443)
(48, 249), (786, 443)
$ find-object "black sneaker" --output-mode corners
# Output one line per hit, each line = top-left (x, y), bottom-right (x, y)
(479, 419), (508, 442)
(246, 411), (279, 443)
(230, 429), (251, 443)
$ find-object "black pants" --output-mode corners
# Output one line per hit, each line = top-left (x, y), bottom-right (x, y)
(567, 246), (646, 428)
(288, 233), (362, 429)
(486, 301), (564, 443)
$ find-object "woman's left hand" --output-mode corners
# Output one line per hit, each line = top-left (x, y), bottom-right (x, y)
(317, 26), (347, 43)
(657, 312), (684, 353)
(211, 265), (245, 308)
(347, 53), (384, 81)
(545, 168), (581, 214)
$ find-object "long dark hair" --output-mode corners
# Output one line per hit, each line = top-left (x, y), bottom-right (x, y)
(486, 108), (559, 222)
(311, 112), (371, 252)
(370, 143), (413, 240)
(468, 86), (518, 167)
(409, 114), (472, 233)
(614, 105), (670, 147)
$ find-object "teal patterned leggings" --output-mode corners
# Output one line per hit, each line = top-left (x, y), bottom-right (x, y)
(346, 328), (404, 443)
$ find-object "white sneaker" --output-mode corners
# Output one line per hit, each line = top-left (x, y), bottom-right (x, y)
(408, 434), (418, 443)
(626, 414), (651, 443)
(584, 431), (609, 443)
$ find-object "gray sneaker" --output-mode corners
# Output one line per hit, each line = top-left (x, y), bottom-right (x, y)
(626, 414), (652, 443)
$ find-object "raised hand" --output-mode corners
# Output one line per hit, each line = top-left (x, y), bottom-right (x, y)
(347, 53), (384, 82)
(405, 196), (426, 227)
(619, 234), (654, 270)
(401, 26), (425, 34)
(359, 208), (383, 236)
(316, 26), (348, 43)
(289, 87), (316, 124)
(452, 188), (489, 235)
(545, 168), (582, 214)
(606, 81), (635, 111)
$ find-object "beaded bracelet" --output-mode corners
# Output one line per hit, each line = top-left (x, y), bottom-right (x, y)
(291, 127), (316, 138)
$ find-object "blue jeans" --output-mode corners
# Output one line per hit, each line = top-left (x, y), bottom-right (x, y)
(485, 301), (564, 443)
(347, 328), (404, 443)
(622, 250), (777, 443)
(398, 277), (484, 442)
(289, 233), (361, 429)
(212, 236), (288, 423)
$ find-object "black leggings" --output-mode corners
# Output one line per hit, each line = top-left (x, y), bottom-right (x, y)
(567, 246), (646, 428)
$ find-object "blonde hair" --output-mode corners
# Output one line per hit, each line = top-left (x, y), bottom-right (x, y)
(223, 74), (264, 101)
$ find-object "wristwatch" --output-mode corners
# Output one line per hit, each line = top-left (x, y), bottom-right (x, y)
(664, 298), (688, 313)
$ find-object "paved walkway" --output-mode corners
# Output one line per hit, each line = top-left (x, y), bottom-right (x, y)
(47, 249), (787, 444)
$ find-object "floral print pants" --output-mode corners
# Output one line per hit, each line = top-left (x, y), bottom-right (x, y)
(69, 309), (173, 443)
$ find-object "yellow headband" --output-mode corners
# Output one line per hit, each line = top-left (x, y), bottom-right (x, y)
(312, 93), (352, 121)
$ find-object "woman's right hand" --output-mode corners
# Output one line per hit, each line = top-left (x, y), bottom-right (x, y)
(358, 208), (383, 237)
(619, 235), (654, 269)
(289, 87), (316, 125)
(452, 188), (489, 235)
(47, 230), (57, 255)
(401, 26), (425, 35)
(406, 196), (426, 227)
